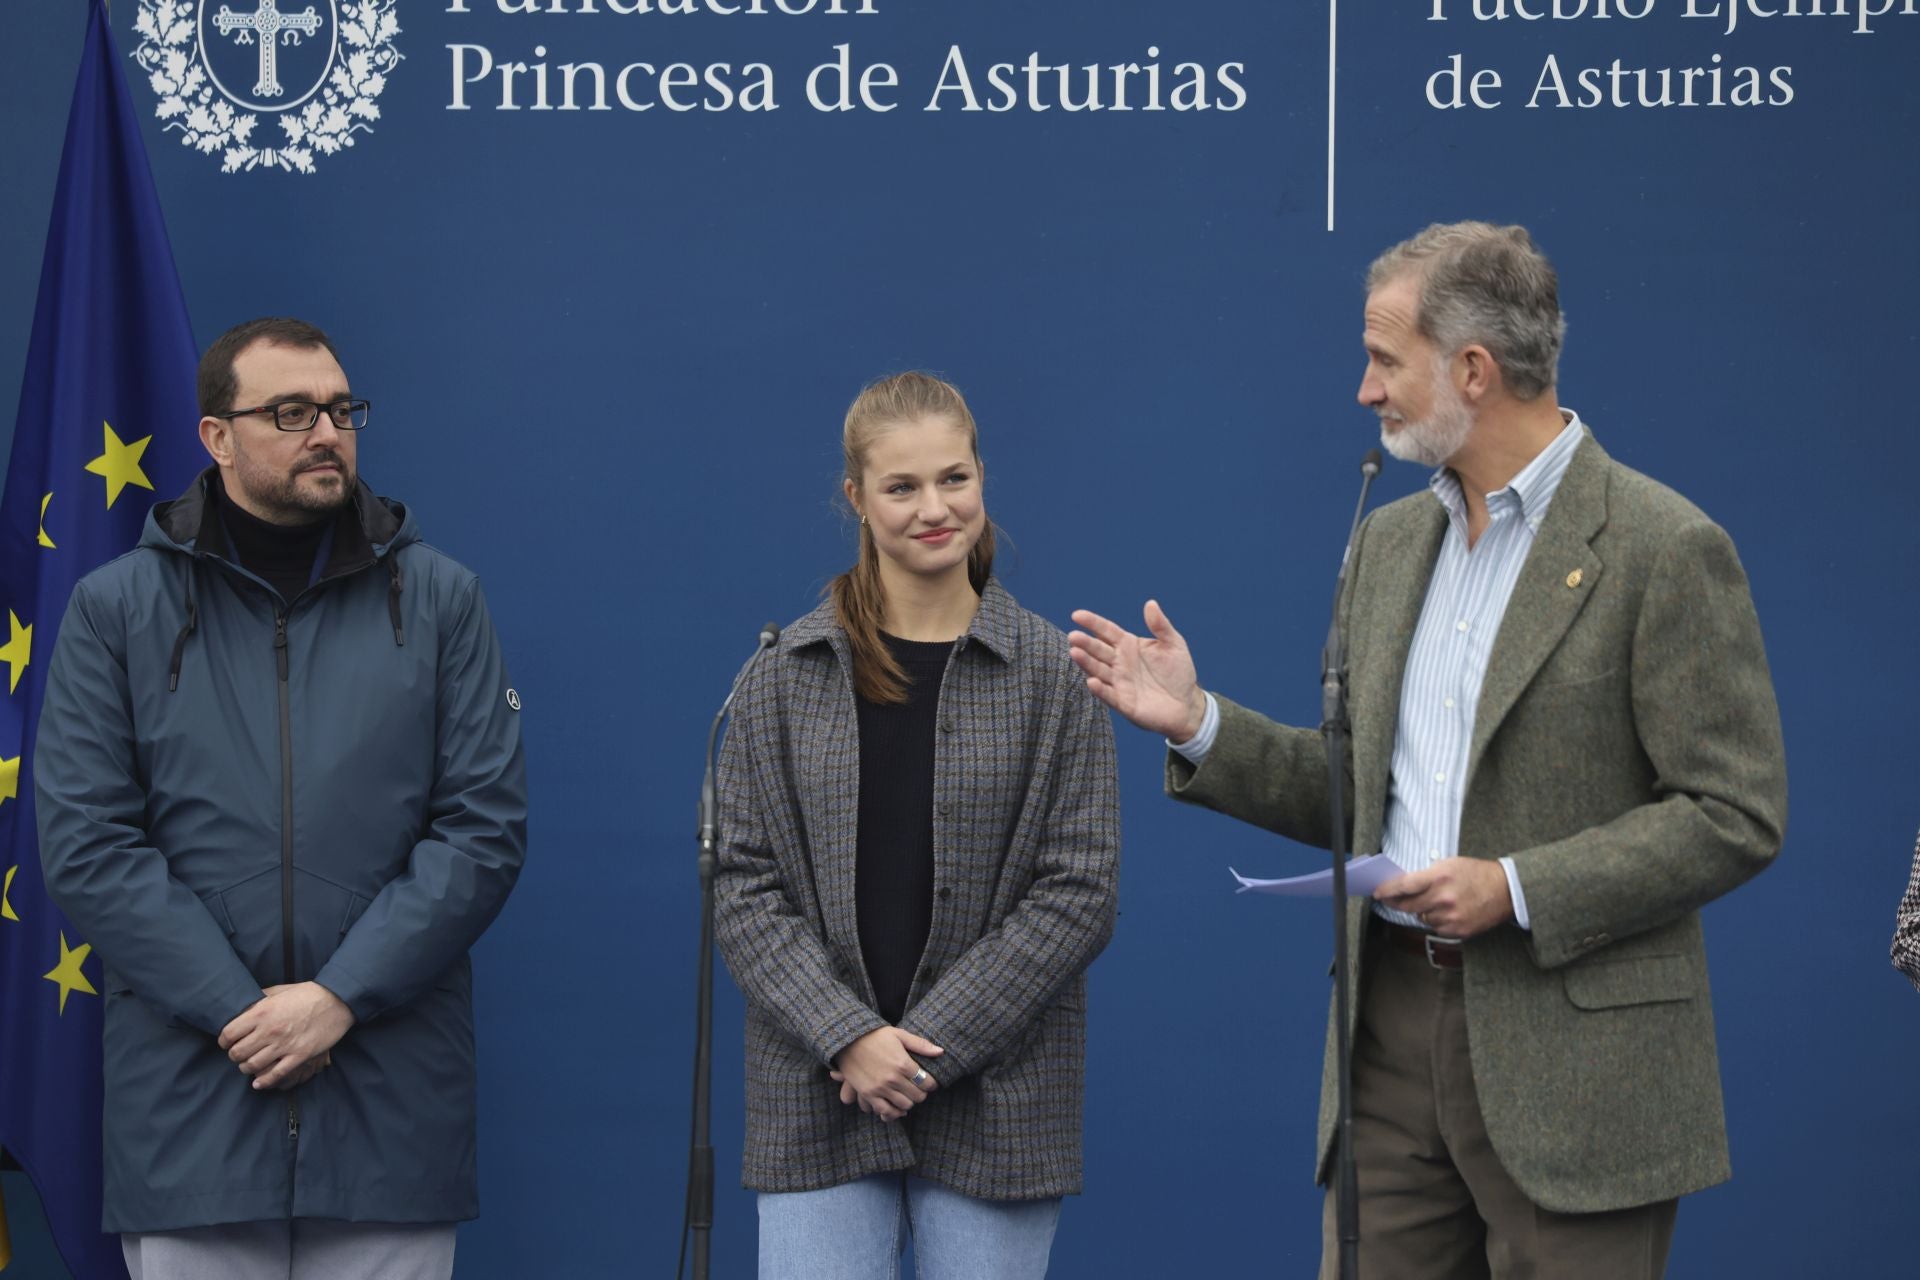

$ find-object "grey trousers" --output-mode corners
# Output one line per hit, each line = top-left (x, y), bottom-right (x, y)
(1319, 927), (1677, 1280)
(122, 1219), (456, 1280)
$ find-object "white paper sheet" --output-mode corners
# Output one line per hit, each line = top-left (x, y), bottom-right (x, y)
(1229, 854), (1403, 898)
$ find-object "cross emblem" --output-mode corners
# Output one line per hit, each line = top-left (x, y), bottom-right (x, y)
(212, 0), (324, 100)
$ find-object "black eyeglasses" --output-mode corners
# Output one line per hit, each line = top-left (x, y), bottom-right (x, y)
(215, 399), (371, 432)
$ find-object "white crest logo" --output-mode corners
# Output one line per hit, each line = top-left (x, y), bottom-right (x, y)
(132, 0), (403, 174)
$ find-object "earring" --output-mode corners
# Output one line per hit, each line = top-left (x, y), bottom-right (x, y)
(860, 515), (868, 526)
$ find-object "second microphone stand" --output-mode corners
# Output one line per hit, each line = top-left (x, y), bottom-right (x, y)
(683, 624), (779, 1280)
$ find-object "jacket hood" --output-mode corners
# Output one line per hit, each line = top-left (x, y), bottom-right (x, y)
(142, 467), (424, 687)
(141, 465), (419, 565)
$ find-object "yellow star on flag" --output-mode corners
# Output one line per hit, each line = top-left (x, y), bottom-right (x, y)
(0, 611), (31, 695)
(0, 753), (18, 806)
(44, 931), (99, 1014)
(84, 420), (154, 508)
(39, 492), (56, 548)
(2, 864), (18, 923)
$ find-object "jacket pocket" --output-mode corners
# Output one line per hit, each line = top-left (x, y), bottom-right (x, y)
(1563, 952), (1693, 1009)
(339, 892), (371, 936)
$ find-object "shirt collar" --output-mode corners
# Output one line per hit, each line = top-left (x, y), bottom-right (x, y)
(1428, 408), (1586, 533)
(782, 576), (1019, 663)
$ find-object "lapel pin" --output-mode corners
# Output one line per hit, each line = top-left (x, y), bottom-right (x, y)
(1565, 569), (1583, 589)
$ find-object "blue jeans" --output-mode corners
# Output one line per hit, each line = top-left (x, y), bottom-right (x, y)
(758, 1173), (1061, 1279)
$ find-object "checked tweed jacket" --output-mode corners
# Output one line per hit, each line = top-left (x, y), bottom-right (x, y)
(714, 579), (1120, 1199)
(1170, 431), (1787, 1214)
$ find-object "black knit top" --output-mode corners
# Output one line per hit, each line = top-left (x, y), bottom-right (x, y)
(214, 477), (332, 603)
(854, 633), (954, 1024)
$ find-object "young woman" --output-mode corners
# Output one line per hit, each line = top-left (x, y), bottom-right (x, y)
(713, 372), (1120, 1278)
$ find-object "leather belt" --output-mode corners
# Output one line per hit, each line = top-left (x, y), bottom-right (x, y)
(1383, 922), (1464, 970)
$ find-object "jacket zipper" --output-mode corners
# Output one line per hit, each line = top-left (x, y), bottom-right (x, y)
(275, 609), (295, 984)
(274, 610), (300, 1177)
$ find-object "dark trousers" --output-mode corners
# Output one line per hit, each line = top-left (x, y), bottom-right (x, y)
(1319, 925), (1676, 1280)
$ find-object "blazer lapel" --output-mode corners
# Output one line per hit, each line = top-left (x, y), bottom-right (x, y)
(1349, 500), (1446, 853)
(1466, 434), (1611, 782)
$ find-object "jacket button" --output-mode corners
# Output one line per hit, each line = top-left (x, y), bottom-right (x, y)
(1594, 932), (1611, 945)
(923, 964), (940, 981)
(937, 802), (952, 816)
(938, 886), (952, 901)
(941, 717), (956, 733)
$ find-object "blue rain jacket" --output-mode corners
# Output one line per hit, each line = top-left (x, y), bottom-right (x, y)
(35, 469), (527, 1232)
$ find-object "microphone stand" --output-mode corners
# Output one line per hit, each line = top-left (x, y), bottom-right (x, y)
(1321, 450), (1381, 1280)
(682, 624), (779, 1280)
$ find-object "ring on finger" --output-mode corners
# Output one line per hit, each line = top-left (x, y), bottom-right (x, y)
(911, 1069), (928, 1087)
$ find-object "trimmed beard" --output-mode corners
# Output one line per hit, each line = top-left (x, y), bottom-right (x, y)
(230, 445), (355, 526)
(1379, 357), (1473, 469)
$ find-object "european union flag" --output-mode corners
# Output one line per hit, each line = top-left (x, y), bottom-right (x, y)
(0, 1), (201, 1274)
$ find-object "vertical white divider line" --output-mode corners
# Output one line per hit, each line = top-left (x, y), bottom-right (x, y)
(1327, 0), (1338, 231)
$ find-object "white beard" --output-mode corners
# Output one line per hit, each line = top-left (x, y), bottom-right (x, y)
(1378, 360), (1474, 468)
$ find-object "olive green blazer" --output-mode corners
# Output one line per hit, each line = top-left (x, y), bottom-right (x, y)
(1169, 431), (1787, 1213)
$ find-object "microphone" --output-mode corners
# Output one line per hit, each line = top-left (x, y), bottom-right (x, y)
(1326, 449), (1382, 676)
(720, 623), (781, 714)
(701, 623), (781, 851)
(1335, 449), (1382, 577)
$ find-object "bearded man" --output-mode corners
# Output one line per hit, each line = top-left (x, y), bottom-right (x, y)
(36, 317), (527, 1280)
(1069, 222), (1787, 1279)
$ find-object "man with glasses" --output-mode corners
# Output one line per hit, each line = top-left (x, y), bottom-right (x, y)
(35, 317), (527, 1280)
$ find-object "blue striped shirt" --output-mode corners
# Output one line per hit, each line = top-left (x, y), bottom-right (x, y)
(1177, 412), (1588, 932)
(1372, 411), (1585, 929)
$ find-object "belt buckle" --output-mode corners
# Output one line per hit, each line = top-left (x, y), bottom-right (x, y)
(1423, 933), (1460, 969)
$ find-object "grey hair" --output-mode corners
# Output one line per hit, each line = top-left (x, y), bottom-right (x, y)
(1366, 222), (1566, 401)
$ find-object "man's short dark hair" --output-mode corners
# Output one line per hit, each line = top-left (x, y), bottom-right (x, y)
(197, 317), (343, 416)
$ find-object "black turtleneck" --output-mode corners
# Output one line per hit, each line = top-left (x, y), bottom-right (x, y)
(855, 633), (954, 1025)
(214, 476), (332, 604)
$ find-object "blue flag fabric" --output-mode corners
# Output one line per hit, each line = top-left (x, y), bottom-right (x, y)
(0, 1), (201, 1275)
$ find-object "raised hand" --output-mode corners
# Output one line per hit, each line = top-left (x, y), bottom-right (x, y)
(1068, 600), (1208, 742)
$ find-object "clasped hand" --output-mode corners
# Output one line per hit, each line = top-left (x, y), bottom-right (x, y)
(829, 1027), (945, 1123)
(217, 982), (356, 1091)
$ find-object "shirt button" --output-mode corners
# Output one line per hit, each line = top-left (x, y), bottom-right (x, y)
(1443, 697), (1455, 709)
(1456, 620), (1468, 633)
(1434, 772), (1446, 784)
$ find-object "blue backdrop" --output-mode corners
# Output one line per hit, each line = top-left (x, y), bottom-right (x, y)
(2, 0), (1916, 1275)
